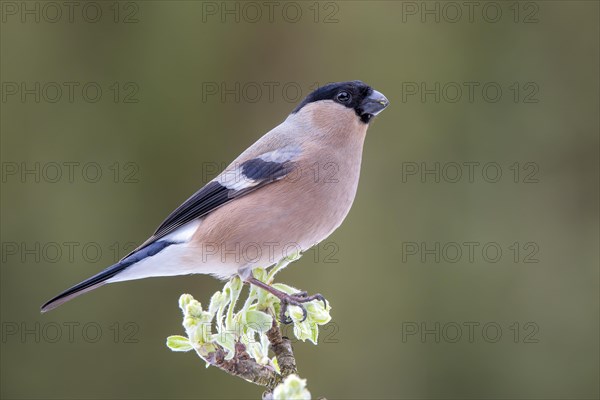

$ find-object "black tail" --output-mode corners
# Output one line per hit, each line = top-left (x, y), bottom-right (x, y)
(40, 262), (129, 312)
(40, 240), (174, 313)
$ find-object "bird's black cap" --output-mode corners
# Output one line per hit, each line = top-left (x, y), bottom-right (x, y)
(293, 81), (389, 123)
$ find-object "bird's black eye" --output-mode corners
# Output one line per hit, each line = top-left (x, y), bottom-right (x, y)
(337, 91), (351, 103)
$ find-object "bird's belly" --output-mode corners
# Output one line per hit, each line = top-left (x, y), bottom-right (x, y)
(191, 163), (361, 275)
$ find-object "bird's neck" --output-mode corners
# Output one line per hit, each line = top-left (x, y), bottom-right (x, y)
(286, 101), (369, 147)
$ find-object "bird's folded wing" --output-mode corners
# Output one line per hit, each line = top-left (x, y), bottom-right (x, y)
(125, 146), (301, 258)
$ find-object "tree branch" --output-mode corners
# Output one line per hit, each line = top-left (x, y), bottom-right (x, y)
(204, 342), (277, 388)
(196, 318), (299, 395)
(168, 267), (328, 398)
(261, 315), (299, 398)
(267, 320), (298, 383)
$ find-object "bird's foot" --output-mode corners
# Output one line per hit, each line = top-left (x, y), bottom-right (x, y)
(245, 277), (327, 325)
(278, 292), (327, 325)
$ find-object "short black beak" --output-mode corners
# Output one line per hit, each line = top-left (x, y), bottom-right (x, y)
(359, 90), (389, 121)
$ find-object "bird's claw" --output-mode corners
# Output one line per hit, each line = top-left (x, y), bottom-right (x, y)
(279, 299), (306, 325)
(292, 291), (327, 309)
(278, 292), (327, 325)
(246, 276), (327, 325)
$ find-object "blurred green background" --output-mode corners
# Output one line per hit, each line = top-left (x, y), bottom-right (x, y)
(1, 1), (598, 399)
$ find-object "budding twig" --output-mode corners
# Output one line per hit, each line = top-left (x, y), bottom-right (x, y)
(168, 261), (328, 398)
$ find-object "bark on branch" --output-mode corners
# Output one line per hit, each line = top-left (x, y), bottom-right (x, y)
(266, 320), (298, 385)
(204, 342), (278, 388)
(199, 318), (298, 397)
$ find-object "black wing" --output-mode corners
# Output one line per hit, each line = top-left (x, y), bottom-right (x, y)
(129, 156), (297, 256)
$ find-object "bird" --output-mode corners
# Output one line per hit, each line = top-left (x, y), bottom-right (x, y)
(41, 80), (389, 323)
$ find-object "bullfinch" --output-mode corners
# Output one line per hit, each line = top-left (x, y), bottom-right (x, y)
(41, 80), (389, 323)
